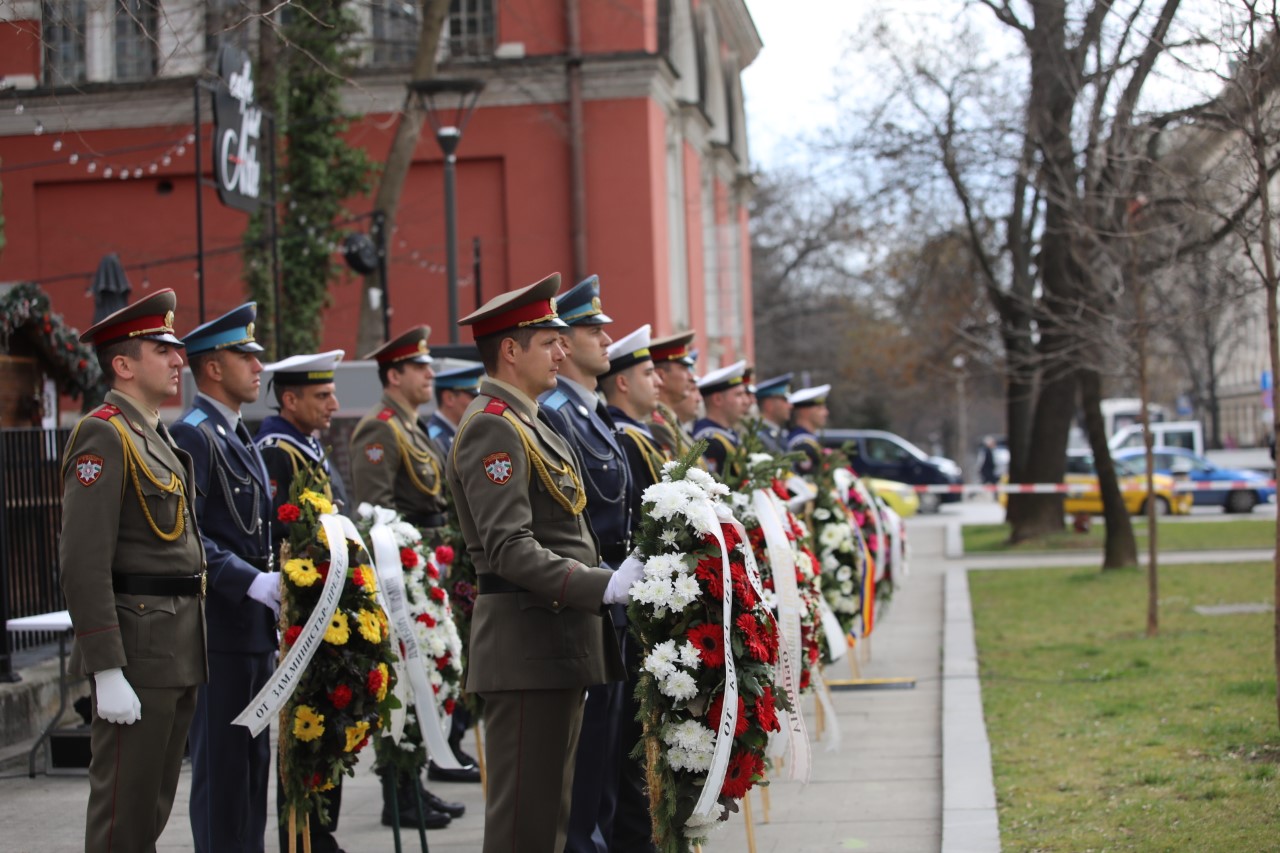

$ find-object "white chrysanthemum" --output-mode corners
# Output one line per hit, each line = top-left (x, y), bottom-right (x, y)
(836, 566), (853, 582)
(664, 718), (716, 757)
(761, 589), (778, 611)
(748, 452), (774, 466)
(644, 482), (690, 521)
(659, 528), (680, 547)
(643, 640), (680, 679)
(683, 466), (715, 490)
(660, 670), (698, 702)
(645, 553), (684, 579)
(661, 460), (680, 476)
(685, 802), (727, 829)
(822, 553), (840, 570)
(631, 577), (675, 608)
(669, 574), (701, 611)
(819, 523), (845, 549)
(840, 581), (855, 595)
(678, 640), (702, 669)
(813, 507), (832, 521)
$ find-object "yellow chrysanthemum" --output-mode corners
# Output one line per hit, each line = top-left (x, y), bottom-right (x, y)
(317, 525), (329, 546)
(299, 489), (334, 515)
(373, 662), (390, 702)
(343, 720), (370, 752)
(355, 609), (381, 644)
(313, 779), (336, 792)
(377, 608), (388, 634)
(355, 565), (378, 595)
(293, 705), (324, 742)
(324, 610), (350, 645)
(283, 558), (320, 588)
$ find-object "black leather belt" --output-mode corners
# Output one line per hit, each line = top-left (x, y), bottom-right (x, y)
(112, 572), (206, 598)
(477, 574), (526, 595)
(405, 512), (447, 529)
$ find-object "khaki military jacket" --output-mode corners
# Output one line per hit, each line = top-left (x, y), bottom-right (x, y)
(350, 393), (447, 520)
(446, 378), (623, 693)
(59, 389), (207, 688)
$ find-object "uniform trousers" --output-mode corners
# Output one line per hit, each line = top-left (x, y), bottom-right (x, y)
(190, 650), (274, 853)
(563, 628), (626, 853)
(610, 632), (658, 852)
(481, 686), (586, 853)
(87, 682), (199, 853)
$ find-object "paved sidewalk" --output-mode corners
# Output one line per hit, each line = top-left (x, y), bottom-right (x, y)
(0, 524), (989, 852)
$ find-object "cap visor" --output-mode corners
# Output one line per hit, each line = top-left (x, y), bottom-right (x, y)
(228, 341), (266, 353)
(146, 333), (185, 346)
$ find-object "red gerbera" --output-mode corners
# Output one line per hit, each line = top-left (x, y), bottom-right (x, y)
(800, 668), (812, 690)
(328, 684), (353, 710)
(444, 698), (456, 715)
(434, 545), (455, 565)
(400, 547), (419, 569)
(707, 691), (748, 738)
(719, 750), (764, 799)
(721, 522), (742, 552)
(277, 503), (301, 523)
(746, 526), (766, 551)
(755, 686), (780, 732)
(729, 562), (758, 609)
(367, 667), (385, 697)
(771, 478), (790, 500)
(282, 625), (302, 647)
(694, 558), (724, 599)
(686, 622), (725, 667)
(415, 612), (437, 628)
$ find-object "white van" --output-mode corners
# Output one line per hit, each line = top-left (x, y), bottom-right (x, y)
(1108, 421), (1204, 457)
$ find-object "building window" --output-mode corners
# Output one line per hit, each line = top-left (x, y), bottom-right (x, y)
(206, 0), (253, 69)
(42, 0), (87, 86)
(371, 0), (418, 67)
(115, 0), (158, 81)
(446, 0), (494, 60)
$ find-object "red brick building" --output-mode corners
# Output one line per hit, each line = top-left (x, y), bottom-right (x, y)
(0, 0), (759, 372)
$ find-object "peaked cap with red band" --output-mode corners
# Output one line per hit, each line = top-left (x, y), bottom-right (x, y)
(649, 330), (696, 367)
(363, 324), (433, 365)
(459, 272), (568, 339)
(79, 288), (183, 348)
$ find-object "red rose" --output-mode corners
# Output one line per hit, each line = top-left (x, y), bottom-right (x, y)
(771, 479), (790, 500)
(277, 503), (301, 523)
(444, 698), (456, 715)
(328, 684), (353, 710)
(686, 622), (725, 667)
(707, 691), (748, 738)
(427, 563), (440, 579)
(283, 625), (302, 646)
(434, 545), (455, 565)
(367, 667), (385, 697)
(416, 612), (437, 628)
(400, 547), (419, 569)
(352, 568), (366, 586)
(428, 586), (446, 602)
(308, 772), (323, 789)
(435, 653), (452, 671)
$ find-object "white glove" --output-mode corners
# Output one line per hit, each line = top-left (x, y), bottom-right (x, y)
(603, 555), (645, 605)
(94, 667), (142, 725)
(247, 571), (282, 618)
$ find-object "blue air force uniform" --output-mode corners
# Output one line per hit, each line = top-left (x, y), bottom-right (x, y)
(424, 363), (484, 456)
(170, 305), (275, 853)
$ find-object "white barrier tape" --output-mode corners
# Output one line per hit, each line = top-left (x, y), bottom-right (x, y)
(907, 479), (1277, 494)
(234, 513), (350, 737)
(369, 522), (462, 769)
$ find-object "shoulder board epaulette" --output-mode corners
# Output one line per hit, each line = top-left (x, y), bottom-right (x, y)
(651, 410), (668, 425)
(180, 408), (208, 426)
(377, 408), (395, 422)
(256, 435), (279, 450)
(427, 423), (444, 439)
(542, 390), (569, 410)
(90, 404), (121, 422)
(484, 399), (510, 417)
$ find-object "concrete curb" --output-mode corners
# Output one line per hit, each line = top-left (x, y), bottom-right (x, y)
(941, 566), (1001, 853)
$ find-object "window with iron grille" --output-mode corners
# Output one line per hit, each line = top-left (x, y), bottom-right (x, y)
(446, 0), (494, 60)
(206, 0), (253, 70)
(115, 0), (158, 81)
(371, 0), (418, 67)
(42, 0), (87, 86)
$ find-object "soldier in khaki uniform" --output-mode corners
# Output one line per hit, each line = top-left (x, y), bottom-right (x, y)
(350, 325), (463, 829)
(59, 288), (208, 853)
(446, 272), (642, 853)
(647, 330), (699, 459)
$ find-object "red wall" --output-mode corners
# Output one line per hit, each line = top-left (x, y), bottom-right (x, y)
(0, 20), (40, 78)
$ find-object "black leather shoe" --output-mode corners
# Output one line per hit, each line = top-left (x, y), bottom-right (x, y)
(451, 746), (478, 766)
(421, 786), (466, 818)
(381, 804), (452, 830)
(428, 759), (482, 783)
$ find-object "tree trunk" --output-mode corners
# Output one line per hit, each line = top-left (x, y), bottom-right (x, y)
(1006, 364), (1075, 542)
(356, 0), (453, 355)
(1079, 367), (1138, 568)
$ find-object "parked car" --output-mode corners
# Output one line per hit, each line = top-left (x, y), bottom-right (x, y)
(1063, 450), (1193, 516)
(1113, 447), (1275, 514)
(865, 477), (920, 518)
(820, 429), (962, 513)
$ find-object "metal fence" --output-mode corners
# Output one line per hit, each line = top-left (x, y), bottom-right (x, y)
(1, 428), (70, 680)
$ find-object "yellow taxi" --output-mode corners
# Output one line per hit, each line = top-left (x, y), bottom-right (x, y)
(866, 477), (920, 518)
(1062, 451), (1192, 516)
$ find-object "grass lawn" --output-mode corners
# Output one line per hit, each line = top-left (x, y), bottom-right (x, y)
(963, 518), (1277, 554)
(970, 562), (1280, 852)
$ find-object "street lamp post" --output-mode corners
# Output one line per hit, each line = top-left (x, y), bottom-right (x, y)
(953, 354), (968, 479)
(408, 78), (486, 344)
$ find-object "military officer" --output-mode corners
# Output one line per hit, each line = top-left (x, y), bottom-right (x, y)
(424, 363), (483, 456)
(692, 360), (751, 475)
(600, 325), (668, 853)
(255, 350), (348, 853)
(647, 331), (698, 459)
(59, 289), (207, 853)
(447, 272), (640, 853)
(753, 373), (794, 456)
(787, 384), (832, 476)
(536, 275), (633, 853)
(350, 325), (465, 828)
(171, 304), (277, 853)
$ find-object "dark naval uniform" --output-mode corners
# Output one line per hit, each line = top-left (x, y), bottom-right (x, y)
(788, 425), (823, 476)
(62, 390), (208, 853)
(173, 395), (275, 853)
(692, 416), (739, 475)
(257, 415), (349, 533)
